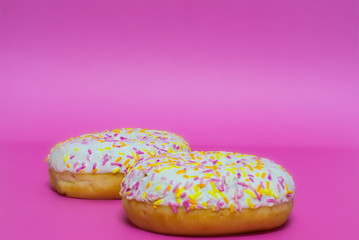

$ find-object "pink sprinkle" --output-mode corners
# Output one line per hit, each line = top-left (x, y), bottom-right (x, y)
(235, 199), (242, 212)
(180, 192), (187, 198)
(171, 206), (178, 214)
(254, 190), (261, 200)
(102, 154), (109, 165)
(194, 177), (199, 180)
(151, 173), (155, 181)
(76, 162), (86, 172)
(93, 163), (97, 170)
(268, 174), (272, 180)
(88, 149), (92, 155)
(173, 183), (181, 193)
(87, 155), (90, 162)
(168, 201), (180, 207)
(74, 162), (79, 168)
(110, 162), (122, 167)
(170, 180), (174, 185)
(277, 183), (281, 192)
(183, 199), (190, 212)
(237, 173), (241, 178)
(70, 155), (75, 160)
(161, 177), (167, 181)
(267, 199), (275, 203)
(237, 190), (244, 199)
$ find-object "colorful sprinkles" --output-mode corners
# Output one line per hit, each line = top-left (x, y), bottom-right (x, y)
(121, 151), (295, 213)
(48, 128), (191, 174)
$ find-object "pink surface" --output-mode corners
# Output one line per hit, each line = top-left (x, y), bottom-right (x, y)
(0, 0), (359, 239)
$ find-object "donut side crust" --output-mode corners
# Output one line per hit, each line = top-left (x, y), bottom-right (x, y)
(122, 198), (293, 235)
(49, 168), (123, 199)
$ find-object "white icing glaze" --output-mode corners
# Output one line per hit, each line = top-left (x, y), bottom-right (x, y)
(121, 151), (295, 212)
(47, 128), (191, 174)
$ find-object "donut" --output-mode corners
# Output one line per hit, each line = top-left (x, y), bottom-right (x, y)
(47, 128), (191, 199)
(121, 151), (295, 235)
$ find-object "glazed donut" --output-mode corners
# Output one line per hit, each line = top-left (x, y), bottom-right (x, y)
(121, 151), (295, 235)
(47, 128), (191, 199)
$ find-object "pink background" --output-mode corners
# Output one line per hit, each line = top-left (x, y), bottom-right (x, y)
(0, 0), (358, 239)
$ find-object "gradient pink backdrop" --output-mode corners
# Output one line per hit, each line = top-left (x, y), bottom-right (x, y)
(0, 0), (358, 239)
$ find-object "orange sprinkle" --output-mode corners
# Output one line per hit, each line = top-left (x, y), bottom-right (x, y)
(194, 167), (198, 171)
(183, 175), (189, 178)
(213, 165), (218, 170)
(247, 165), (254, 171)
(176, 170), (186, 174)
(115, 157), (122, 162)
(146, 182), (151, 189)
(92, 168), (98, 173)
(261, 172), (266, 178)
(154, 169), (160, 173)
(66, 163), (70, 168)
(167, 185), (171, 191)
(266, 181), (270, 189)
(128, 130), (134, 134)
(215, 171), (221, 177)
(123, 159), (130, 166)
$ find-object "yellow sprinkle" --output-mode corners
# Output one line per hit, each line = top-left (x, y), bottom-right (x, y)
(208, 191), (217, 198)
(155, 185), (161, 191)
(229, 203), (235, 213)
(143, 192), (146, 199)
(217, 191), (229, 203)
(146, 182), (151, 189)
(211, 206), (217, 211)
(202, 202), (208, 208)
(79, 170), (85, 173)
(112, 168), (120, 174)
(167, 148), (173, 153)
(256, 172), (260, 177)
(64, 155), (69, 162)
(105, 147), (111, 150)
(66, 163), (70, 168)
(247, 197), (255, 209)
(99, 148), (104, 151)
(245, 189), (257, 199)
(154, 199), (162, 205)
(243, 171), (247, 178)
(74, 148), (79, 151)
